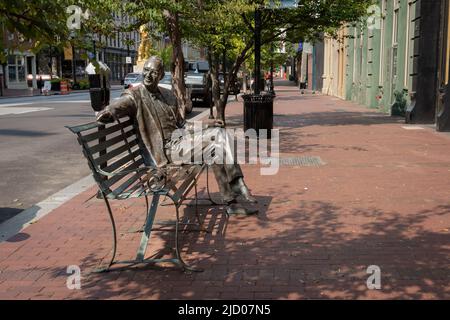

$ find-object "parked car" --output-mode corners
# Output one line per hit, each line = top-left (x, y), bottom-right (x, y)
(218, 72), (241, 95)
(184, 60), (212, 107)
(158, 73), (193, 114)
(158, 73), (172, 90)
(123, 73), (143, 89)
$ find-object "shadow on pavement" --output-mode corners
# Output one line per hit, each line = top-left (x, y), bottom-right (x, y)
(19, 200), (449, 299)
(0, 207), (23, 224)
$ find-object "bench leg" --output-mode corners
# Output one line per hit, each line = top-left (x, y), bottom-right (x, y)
(136, 194), (160, 261)
(93, 193), (118, 273)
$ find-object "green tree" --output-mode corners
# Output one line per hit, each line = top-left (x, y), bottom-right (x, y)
(184, 0), (374, 124)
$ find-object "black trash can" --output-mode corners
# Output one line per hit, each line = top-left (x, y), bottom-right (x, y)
(242, 93), (274, 139)
(88, 74), (110, 112)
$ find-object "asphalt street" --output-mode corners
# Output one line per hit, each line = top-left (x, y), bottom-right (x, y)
(0, 89), (208, 224)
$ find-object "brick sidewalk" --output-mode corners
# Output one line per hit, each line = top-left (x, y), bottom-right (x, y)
(0, 81), (449, 299)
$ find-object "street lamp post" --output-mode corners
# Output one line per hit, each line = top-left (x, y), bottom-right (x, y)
(254, 7), (262, 94)
(72, 43), (77, 85)
(242, 5), (274, 139)
(270, 42), (275, 95)
(127, 36), (131, 74)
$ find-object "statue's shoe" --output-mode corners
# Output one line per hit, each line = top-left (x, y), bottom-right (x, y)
(231, 178), (258, 204)
(226, 204), (258, 216)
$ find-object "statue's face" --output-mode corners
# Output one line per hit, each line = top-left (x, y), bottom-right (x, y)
(143, 59), (163, 91)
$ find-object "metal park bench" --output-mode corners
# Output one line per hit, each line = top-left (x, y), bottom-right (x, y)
(67, 115), (218, 273)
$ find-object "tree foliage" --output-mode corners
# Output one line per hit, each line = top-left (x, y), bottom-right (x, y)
(1, 0), (373, 122)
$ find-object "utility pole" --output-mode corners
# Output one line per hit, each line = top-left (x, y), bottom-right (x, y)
(72, 43), (77, 84)
(127, 35), (130, 74)
(270, 42), (275, 95)
(254, 7), (262, 95)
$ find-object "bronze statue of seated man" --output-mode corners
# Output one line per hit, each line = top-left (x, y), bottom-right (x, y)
(96, 56), (258, 215)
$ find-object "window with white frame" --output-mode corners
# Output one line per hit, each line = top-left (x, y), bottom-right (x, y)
(379, 0), (387, 86)
(393, 1), (399, 46)
(405, 0), (413, 89)
(7, 55), (25, 83)
(353, 27), (357, 83)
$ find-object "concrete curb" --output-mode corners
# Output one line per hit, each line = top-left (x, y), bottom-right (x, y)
(0, 175), (94, 242)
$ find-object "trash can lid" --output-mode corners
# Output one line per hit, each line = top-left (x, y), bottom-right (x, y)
(242, 93), (275, 102)
(86, 62), (111, 75)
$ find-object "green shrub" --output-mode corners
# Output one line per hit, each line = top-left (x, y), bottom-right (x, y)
(78, 79), (90, 90)
(391, 90), (407, 117)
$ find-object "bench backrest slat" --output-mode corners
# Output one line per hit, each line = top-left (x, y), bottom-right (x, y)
(66, 115), (154, 199)
(104, 158), (145, 189)
(103, 149), (142, 173)
(89, 128), (136, 154)
(94, 139), (139, 167)
(81, 119), (134, 143)
(109, 170), (148, 198)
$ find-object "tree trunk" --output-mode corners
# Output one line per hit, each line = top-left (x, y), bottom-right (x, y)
(207, 49), (221, 119)
(216, 43), (253, 126)
(164, 10), (187, 120)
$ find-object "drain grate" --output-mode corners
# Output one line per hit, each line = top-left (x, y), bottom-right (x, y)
(280, 156), (325, 167)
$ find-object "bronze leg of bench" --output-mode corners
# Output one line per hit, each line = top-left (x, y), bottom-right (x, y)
(93, 192), (118, 273)
(136, 194), (160, 261)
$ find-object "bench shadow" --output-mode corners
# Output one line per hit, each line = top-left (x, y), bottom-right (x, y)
(0, 205), (39, 243)
(78, 201), (449, 299)
(7, 199), (448, 300)
(0, 207), (23, 224)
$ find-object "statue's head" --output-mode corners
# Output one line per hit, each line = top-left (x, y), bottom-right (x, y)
(143, 56), (165, 92)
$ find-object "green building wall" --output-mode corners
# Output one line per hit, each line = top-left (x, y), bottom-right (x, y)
(344, 0), (414, 115)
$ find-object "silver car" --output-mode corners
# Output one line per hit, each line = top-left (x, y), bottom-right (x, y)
(123, 73), (143, 89)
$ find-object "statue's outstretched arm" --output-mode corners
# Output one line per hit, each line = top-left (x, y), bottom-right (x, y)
(96, 95), (137, 124)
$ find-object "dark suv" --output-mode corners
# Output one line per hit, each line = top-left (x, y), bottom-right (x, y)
(184, 61), (212, 107)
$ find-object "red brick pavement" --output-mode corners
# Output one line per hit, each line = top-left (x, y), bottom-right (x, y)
(0, 81), (449, 299)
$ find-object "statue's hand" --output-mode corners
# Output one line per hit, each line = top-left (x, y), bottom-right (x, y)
(214, 119), (225, 128)
(96, 109), (115, 124)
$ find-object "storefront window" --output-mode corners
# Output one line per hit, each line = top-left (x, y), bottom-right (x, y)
(8, 55), (15, 65)
(18, 58), (25, 82)
(8, 64), (16, 82)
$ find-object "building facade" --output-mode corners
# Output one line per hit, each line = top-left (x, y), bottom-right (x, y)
(1, 28), (38, 90)
(321, 0), (450, 132)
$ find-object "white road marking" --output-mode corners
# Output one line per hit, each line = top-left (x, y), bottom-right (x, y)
(0, 102), (33, 107)
(45, 100), (91, 103)
(0, 106), (53, 116)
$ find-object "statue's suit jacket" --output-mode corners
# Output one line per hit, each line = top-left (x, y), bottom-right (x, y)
(105, 84), (184, 167)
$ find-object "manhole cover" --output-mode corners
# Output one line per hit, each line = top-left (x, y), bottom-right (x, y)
(280, 156), (325, 167)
